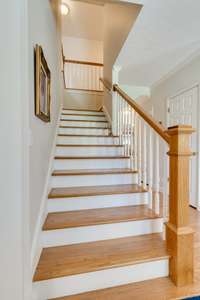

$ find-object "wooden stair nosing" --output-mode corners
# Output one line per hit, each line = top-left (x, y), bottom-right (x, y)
(54, 155), (130, 160)
(60, 119), (108, 123)
(59, 126), (110, 129)
(62, 113), (106, 117)
(48, 184), (147, 199)
(58, 134), (119, 138)
(33, 233), (169, 282)
(43, 205), (161, 231)
(62, 108), (103, 113)
(52, 168), (137, 176)
(56, 144), (123, 148)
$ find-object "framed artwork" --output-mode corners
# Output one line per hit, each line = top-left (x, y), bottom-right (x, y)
(35, 44), (51, 122)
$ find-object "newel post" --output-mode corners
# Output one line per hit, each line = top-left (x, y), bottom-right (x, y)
(166, 125), (195, 286)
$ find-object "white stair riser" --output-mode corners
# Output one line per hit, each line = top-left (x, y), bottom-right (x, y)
(57, 136), (119, 145)
(51, 173), (138, 188)
(60, 120), (109, 128)
(61, 115), (107, 121)
(42, 219), (163, 247)
(53, 158), (130, 170)
(47, 193), (148, 212)
(33, 260), (169, 300)
(55, 146), (123, 156)
(62, 110), (104, 116)
(59, 127), (110, 136)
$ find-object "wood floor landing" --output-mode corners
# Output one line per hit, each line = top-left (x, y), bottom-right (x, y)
(48, 184), (147, 199)
(43, 205), (160, 231)
(33, 233), (168, 282)
(49, 208), (200, 300)
(52, 168), (137, 176)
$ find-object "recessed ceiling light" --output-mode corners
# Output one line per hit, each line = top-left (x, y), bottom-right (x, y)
(61, 3), (69, 16)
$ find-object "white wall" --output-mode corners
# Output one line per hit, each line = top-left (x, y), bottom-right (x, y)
(103, 2), (141, 120)
(120, 84), (150, 99)
(29, 0), (62, 246)
(63, 36), (103, 63)
(151, 53), (200, 125)
(150, 53), (200, 198)
(63, 90), (103, 110)
(62, 36), (103, 109)
(0, 0), (30, 299)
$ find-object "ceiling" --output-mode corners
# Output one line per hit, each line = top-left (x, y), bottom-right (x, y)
(62, 0), (104, 40)
(116, 0), (200, 87)
(74, 0), (107, 5)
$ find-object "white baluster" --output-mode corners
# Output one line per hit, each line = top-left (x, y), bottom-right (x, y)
(117, 93), (120, 137)
(122, 99), (125, 152)
(147, 127), (153, 209)
(154, 134), (160, 215)
(119, 96), (123, 145)
(137, 117), (142, 185)
(112, 89), (118, 136)
(133, 112), (138, 171)
(127, 105), (131, 157)
(162, 142), (169, 221)
(141, 122), (147, 189)
(129, 108), (134, 169)
(124, 102), (128, 156)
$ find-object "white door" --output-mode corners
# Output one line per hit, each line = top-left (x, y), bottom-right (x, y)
(167, 86), (198, 208)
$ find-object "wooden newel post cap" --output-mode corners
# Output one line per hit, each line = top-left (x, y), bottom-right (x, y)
(165, 125), (195, 157)
(166, 125), (195, 135)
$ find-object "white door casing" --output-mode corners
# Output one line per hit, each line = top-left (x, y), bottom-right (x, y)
(167, 85), (199, 208)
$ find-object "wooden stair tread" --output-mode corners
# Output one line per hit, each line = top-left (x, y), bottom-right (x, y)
(56, 144), (123, 147)
(62, 113), (105, 117)
(58, 134), (119, 137)
(54, 156), (130, 159)
(52, 168), (136, 176)
(33, 233), (168, 282)
(60, 126), (109, 129)
(60, 119), (108, 123)
(62, 108), (103, 113)
(43, 205), (161, 231)
(48, 184), (147, 199)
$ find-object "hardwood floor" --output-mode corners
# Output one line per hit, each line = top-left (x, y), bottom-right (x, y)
(43, 205), (160, 230)
(50, 208), (200, 300)
(33, 233), (168, 282)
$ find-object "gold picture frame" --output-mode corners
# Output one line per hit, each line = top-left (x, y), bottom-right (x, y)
(35, 44), (51, 122)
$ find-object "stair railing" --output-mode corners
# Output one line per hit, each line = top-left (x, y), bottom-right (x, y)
(101, 78), (195, 287)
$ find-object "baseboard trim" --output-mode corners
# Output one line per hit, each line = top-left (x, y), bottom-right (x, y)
(31, 104), (62, 276)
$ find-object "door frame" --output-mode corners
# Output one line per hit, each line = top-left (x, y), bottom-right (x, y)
(166, 83), (200, 210)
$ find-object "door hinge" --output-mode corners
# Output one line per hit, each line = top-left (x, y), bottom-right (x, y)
(168, 107), (170, 113)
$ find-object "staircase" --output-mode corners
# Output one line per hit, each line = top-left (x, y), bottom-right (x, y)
(33, 107), (169, 299)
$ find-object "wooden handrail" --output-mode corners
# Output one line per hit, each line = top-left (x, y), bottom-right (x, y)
(100, 78), (112, 92)
(113, 84), (170, 144)
(64, 59), (104, 67)
(101, 77), (195, 286)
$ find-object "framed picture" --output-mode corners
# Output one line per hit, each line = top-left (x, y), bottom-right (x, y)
(35, 44), (51, 122)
